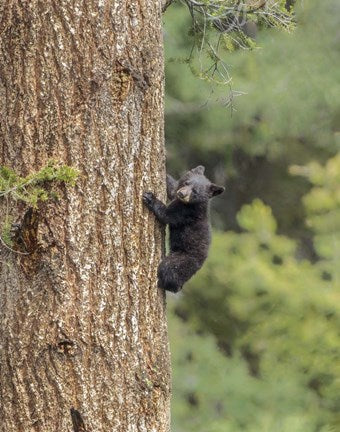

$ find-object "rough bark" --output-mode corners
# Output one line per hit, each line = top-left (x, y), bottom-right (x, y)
(0, 1), (170, 431)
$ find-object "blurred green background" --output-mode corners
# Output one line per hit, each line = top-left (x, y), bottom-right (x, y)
(163, 1), (340, 431)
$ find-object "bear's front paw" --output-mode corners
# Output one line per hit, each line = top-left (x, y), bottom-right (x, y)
(143, 191), (155, 207)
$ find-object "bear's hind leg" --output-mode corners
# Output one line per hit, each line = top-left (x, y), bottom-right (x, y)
(157, 255), (182, 292)
(157, 252), (199, 293)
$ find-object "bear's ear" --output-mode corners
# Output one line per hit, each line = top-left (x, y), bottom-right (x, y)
(210, 183), (225, 197)
(191, 165), (205, 175)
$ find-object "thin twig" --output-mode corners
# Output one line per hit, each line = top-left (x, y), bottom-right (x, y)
(0, 177), (36, 198)
(0, 235), (30, 255)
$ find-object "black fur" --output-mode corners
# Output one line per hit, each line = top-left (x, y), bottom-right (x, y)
(143, 166), (224, 293)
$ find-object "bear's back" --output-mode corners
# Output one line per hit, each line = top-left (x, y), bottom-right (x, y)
(168, 200), (211, 261)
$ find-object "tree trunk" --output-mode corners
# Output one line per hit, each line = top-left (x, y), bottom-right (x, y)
(0, 1), (170, 431)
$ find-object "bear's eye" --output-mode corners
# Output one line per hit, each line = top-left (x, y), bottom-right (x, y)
(183, 181), (190, 186)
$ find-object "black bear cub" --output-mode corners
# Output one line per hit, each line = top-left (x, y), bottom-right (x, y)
(143, 165), (224, 293)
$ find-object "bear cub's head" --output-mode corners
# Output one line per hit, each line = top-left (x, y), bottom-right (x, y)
(176, 166), (224, 204)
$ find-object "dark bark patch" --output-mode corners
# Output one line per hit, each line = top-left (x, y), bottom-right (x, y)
(70, 408), (87, 432)
(12, 207), (39, 253)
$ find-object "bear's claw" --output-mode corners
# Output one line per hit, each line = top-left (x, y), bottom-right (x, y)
(143, 191), (154, 206)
